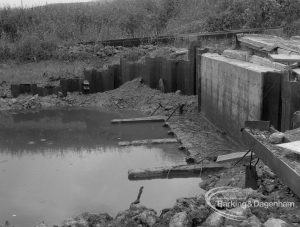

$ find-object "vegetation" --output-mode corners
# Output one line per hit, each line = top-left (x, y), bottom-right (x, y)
(0, 0), (299, 61)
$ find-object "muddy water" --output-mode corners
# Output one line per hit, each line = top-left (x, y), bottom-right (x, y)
(0, 109), (203, 227)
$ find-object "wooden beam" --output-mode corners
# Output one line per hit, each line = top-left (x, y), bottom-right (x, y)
(216, 152), (256, 163)
(269, 54), (300, 63)
(111, 116), (166, 124)
(118, 138), (178, 146)
(128, 163), (229, 180)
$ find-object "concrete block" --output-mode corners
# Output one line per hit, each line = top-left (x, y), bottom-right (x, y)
(222, 49), (250, 61)
(269, 54), (300, 63)
(201, 53), (282, 138)
(249, 55), (287, 71)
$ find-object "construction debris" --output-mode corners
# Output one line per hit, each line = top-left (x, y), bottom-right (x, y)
(269, 54), (300, 63)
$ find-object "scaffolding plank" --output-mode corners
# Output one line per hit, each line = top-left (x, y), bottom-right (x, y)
(111, 116), (166, 124)
(216, 152), (256, 163)
(118, 138), (178, 146)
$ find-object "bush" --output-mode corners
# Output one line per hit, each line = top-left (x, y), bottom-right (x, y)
(0, 0), (300, 62)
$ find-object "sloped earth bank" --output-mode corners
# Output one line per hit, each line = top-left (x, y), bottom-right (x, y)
(1, 79), (300, 227)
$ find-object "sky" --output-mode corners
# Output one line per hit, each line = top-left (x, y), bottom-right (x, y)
(0, 0), (96, 8)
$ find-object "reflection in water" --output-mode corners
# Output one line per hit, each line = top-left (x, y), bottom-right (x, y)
(0, 109), (203, 227)
(0, 108), (173, 153)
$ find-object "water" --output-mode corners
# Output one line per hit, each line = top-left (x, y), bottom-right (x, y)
(0, 108), (203, 227)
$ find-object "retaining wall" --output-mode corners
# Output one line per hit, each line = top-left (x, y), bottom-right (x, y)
(83, 57), (194, 95)
(281, 81), (300, 131)
(11, 84), (61, 98)
(200, 53), (282, 139)
(11, 56), (195, 97)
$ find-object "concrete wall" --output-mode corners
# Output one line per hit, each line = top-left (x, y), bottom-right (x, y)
(200, 53), (282, 138)
(281, 81), (300, 131)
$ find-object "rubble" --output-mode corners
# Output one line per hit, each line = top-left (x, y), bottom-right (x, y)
(269, 132), (285, 144)
(263, 218), (291, 227)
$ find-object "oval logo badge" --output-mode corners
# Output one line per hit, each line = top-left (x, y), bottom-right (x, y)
(205, 186), (249, 221)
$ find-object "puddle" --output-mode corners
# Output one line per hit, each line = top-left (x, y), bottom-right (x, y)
(0, 108), (203, 227)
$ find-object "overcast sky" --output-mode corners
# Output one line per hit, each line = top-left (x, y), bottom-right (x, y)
(0, 0), (96, 8)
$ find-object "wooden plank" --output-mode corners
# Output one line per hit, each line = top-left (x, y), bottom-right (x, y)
(128, 163), (229, 180)
(269, 54), (300, 63)
(111, 116), (166, 124)
(119, 138), (178, 146)
(216, 152), (256, 163)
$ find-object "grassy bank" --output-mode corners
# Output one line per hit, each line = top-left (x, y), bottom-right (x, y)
(0, 0), (299, 62)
